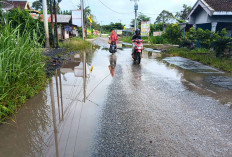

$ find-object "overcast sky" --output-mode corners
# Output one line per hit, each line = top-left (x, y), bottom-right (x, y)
(28, 0), (197, 27)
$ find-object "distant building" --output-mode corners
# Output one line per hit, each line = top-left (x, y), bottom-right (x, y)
(7, 0), (31, 10)
(31, 14), (78, 39)
(7, 0), (39, 13)
(188, 0), (232, 36)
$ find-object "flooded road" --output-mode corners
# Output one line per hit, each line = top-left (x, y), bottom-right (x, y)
(0, 37), (232, 157)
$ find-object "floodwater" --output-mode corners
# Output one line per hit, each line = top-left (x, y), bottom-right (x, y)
(0, 37), (232, 157)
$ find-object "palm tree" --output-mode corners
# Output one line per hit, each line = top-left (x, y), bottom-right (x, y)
(32, 0), (62, 12)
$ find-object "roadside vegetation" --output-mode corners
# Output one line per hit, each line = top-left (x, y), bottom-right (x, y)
(166, 47), (232, 72)
(0, 10), (47, 123)
(120, 22), (232, 72)
(60, 37), (91, 52)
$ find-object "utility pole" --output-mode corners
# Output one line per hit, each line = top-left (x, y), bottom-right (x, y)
(50, 0), (55, 48)
(81, 0), (85, 40)
(54, 0), (59, 48)
(100, 21), (103, 37)
(130, 0), (139, 31)
(42, 0), (49, 48)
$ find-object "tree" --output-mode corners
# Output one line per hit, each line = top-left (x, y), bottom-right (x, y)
(102, 23), (124, 33)
(32, 0), (62, 12)
(175, 4), (192, 21)
(130, 13), (150, 29)
(151, 23), (164, 32)
(197, 28), (214, 49)
(155, 10), (174, 24)
(60, 10), (71, 15)
(32, 0), (43, 10)
(163, 24), (182, 44)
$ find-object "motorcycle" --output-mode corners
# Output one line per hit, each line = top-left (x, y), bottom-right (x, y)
(109, 41), (117, 54)
(132, 39), (143, 64)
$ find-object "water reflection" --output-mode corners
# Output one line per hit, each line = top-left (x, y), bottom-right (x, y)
(49, 79), (59, 157)
(46, 52), (88, 156)
(0, 88), (51, 157)
(161, 57), (232, 106)
(109, 54), (117, 77)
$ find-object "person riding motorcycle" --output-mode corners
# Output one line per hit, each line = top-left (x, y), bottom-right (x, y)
(132, 29), (141, 57)
(132, 29), (141, 40)
(109, 30), (118, 50)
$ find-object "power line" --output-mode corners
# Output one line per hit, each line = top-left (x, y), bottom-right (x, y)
(97, 0), (134, 15)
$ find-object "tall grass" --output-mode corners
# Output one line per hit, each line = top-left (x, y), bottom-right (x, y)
(0, 23), (46, 122)
(60, 37), (91, 51)
(166, 47), (232, 72)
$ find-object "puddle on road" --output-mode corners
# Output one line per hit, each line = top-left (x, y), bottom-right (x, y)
(1, 40), (232, 157)
(127, 49), (232, 106)
(161, 56), (232, 105)
(144, 47), (161, 53)
(163, 57), (223, 74)
(0, 46), (114, 157)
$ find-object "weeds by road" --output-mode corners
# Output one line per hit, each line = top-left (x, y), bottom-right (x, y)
(60, 37), (91, 52)
(166, 47), (232, 72)
(0, 24), (47, 123)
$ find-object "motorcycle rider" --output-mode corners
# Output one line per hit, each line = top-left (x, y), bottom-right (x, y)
(132, 29), (141, 57)
(132, 29), (141, 40)
(109, 30), (118, 51)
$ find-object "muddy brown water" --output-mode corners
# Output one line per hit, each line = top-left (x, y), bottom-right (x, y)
(0, 37), (232, 157)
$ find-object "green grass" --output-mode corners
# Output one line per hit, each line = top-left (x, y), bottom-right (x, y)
(119, 36), (132, 43)
(0, 23), (47, 123)
(120, 36), (154, 44)
(86, 34), (100, 39)
(60, 37), (91, 52)
(149, 36), (168, 45)
(166, 47), (232, 72)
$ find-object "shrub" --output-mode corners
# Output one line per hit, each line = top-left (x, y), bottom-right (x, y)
(61, 37), (91, 51)
(166, 47), (232, 72)
(212, 29), (232, 57)
(0, 23), (46, 122)
(163, 24), (182, 45)
(149, 35), (168, 44)
(6, 9), (46, 44)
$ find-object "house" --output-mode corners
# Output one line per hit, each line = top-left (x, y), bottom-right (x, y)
(7, 0), (39, 13)
(7, 0), (31, 10)
(52, 15), (79, 39)
(31, 14), (78, 39)
(188, 0), (232, 37)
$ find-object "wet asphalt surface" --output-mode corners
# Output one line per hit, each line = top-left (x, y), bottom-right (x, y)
(92, 38), (232, 156)
(0, 37), (232, 157)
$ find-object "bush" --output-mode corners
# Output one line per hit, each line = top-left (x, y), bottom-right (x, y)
(120, 36), (132, 43)
(212, 29), (232, 57)
(149, 36), (168, 44)
(166, 47), (232, 72)
(6, 9), (46, 44)
(163, 24), (182, 45)
(61, 37), (91, 51)
(141, 36), (149, 43)
(179, 27), (232, 58)
(0, 23), (46, 122)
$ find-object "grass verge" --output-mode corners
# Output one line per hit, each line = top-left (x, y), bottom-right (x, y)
(119, 36), (152, 44)
(60, 37), (91, 52)
(0, 24), (47, 123)
(166, 47), (232, 72)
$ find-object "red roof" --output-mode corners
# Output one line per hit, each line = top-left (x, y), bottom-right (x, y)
(204, 0), (232, 12)
(31, 14), (55, 23)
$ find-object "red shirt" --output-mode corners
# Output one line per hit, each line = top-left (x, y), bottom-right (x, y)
(110, 34), (118, 44)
